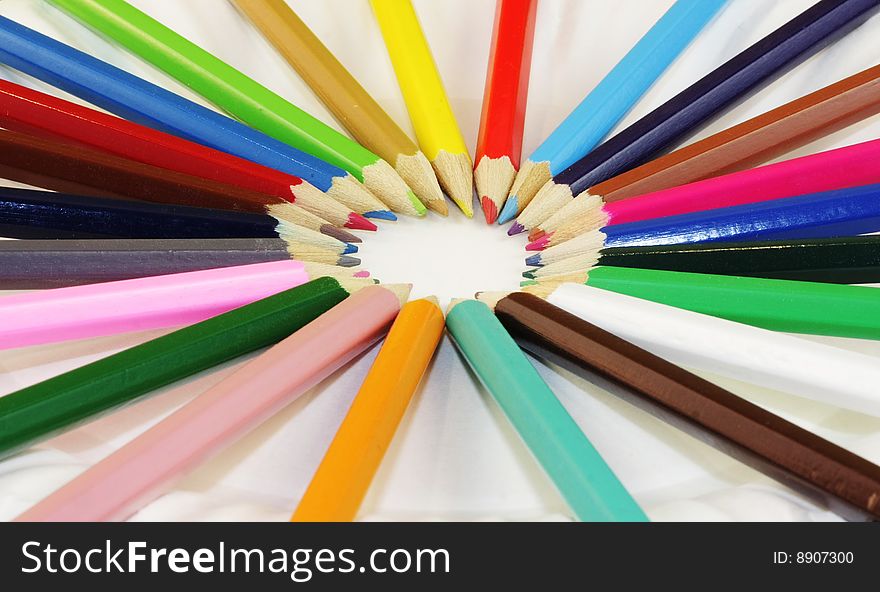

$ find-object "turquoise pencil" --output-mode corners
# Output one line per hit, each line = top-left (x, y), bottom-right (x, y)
(446, 299), (647, 522)
(499, 0), (728, 223)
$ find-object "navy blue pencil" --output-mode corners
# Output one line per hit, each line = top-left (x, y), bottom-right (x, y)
(0, 187), (359, 264)
(525, 183), (880, 269)
(0, 15), (394, 220)
(512, 0), (880, 234)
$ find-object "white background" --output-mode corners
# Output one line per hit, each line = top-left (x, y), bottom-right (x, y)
(1, 0), (880, 521)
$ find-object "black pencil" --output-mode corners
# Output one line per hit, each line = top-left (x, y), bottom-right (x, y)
(0, 238), (368, 289)
(523, 236), (880, 285)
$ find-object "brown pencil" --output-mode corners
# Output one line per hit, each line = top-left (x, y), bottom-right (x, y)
(531, 63), (880, 244)
(492, 292), (880, 521)
(233, 0), (446, 216)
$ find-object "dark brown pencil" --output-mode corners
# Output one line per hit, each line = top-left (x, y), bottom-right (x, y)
(493, 292), (880, 521)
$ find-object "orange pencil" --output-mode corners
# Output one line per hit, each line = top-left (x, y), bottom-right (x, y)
(291, 296), (444, 521)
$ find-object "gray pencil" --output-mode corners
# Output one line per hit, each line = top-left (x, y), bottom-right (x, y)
(0, 238), (363, 289)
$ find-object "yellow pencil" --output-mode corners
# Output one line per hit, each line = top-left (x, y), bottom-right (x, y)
(291, 296), (444, 521)
(370, 0), (475, 217)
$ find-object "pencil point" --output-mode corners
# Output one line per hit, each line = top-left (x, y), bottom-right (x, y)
(362, 160), (426, 217)
(526, 236), (550, 251)
(364, 210), (398, 221)
(321, 225), (361, 243)
(337, 255), (361, 267)
(347, 213), (378, 231)
(528, 229), (544, 242)
(507, 221), (525, 236)
(522, 270), (537, 279)
(497, 196), (518, 224)
(445, 298), (471, 315)
(525, 254), (541, 266)
(407, 189), (428, 216)
(343, 243), (358, 255)
(381, 283), (413, 307)
(481, 196), (498, 224)
(473, 291), (512, 310)
(421, 295), (441, 307)
(432, 150), (474, 218)
(353, 270), (371, 278)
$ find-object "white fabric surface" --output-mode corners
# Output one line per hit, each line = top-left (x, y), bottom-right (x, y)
(1, 0), (880, 522)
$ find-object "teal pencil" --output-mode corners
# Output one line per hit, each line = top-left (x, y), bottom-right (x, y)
(445, 299), (647, 522)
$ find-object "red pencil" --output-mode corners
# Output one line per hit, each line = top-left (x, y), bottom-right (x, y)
(0, 80), (375, 232)
(474, 0), (538, 224)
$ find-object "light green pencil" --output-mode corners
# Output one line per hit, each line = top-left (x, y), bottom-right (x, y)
(445, 298), (648, 522)
(49, 0), (426, 217)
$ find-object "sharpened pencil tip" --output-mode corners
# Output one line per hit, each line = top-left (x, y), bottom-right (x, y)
(480, 196), (498, 224)
(382, 283), (413, 307)
(347, 213), (378, 231)
(528, 229), (545, 242)
(497, 196), (518, 224)
(353, 270), (371, 278)
(337, 255), (361, 267)
(364, 210), (397, 221)
(522, 270), (537, 279)
(524, 254), (542, 266)
(343, 243), (358, 255)
(526, 236), (550, 251)
(407, 190), (427, 216)
(322, 225), (361, 243)
(507, 221), (525, 236)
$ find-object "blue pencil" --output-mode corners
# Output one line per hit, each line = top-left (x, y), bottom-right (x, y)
(498, 0), (728, 224)
(0, 16), (395, 221)
(526, 183), (880, 269)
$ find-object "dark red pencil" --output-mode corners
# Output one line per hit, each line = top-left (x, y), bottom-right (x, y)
(0, 80), (375, 233)
(474, 0), (538, 224)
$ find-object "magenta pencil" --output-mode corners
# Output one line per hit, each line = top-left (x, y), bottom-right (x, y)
(0, 260), (358, 350)
(582, 138), (880, 233)
(16, 284), (407, 522)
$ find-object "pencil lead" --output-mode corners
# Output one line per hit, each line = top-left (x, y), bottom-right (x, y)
(321, 225), (361, 243)
(364, 210), (398, 221)
(337, 255), (361, 268)
(343, 244), (358, 255)
(496, 196), (518, 224)
(353, 270), (371, 278)
(507, 221), (525, 236)
(522, 270), (537, 279)
(481, 196), (498, 225)
(526, 236), (551, 251)
(524, 254), (542, 267)
(347, 213), (378, 231)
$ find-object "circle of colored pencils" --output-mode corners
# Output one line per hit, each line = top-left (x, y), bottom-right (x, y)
(509, 0), (880, 234)
(499, 0), (727, 224)
(292, 296), (444, 522)
(0, 276), (375, 458)
(492, 292), (880, 521)
(530, 183), (880, 271)
(0, 188), (361, 267)
(232, 0), (447, 217)
(49, 0), (425, 218)
(494, 283), (880, 417)
(0, 79), (376, 234)
(474, 0), (538, 224)
(371, 0), (475, 218)
(446, 298), (647, 522)
(530, 137), (880, 249)
(522, 266), (880, 340)
(0, 17), (394, 222)
(0, 239), (370, 290)
(522, 237), (880, 285)
(14, 284), (411, 522)
(528, 63), (880, 242)
(0, 261), (376, 351)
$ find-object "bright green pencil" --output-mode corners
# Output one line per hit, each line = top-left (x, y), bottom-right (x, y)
(0, 276), (371, 457)
(445, 299), (648, 522)
(526, 266), (880, 340)
(49, 0), (426, 217)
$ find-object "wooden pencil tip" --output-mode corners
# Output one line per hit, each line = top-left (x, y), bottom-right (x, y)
(381, 283), (413, 307)
(338, 277), (380, 293)
(432, 150), (474, 218)
(396, 151), (447, 214)
(302, 261), (365, 280)
(474, 156), (515, 224)
(363, 160), (427, 217)
(474, 291), (513, 310)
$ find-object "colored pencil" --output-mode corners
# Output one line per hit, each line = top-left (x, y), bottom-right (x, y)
(371, 0), (475, 217)
(16, 285), (408, 522)
(446, 299), (647, 522)
(530, 64), (880, 242)
(292, 297), (444, 522)
(527, 184), (880, 270)
(0, 80), (375, 233)
(499, 0), (726, 223)
(0, 238), (369, 290)
(232, 0), (446, 216)
(528, 138), (880, 248)
(493, 292), (880, 521)
(474, 0), (538, 224)
(0, 187), (360, 263)
(505, 283), (880, 417)
(510, 0), (880, 234)
(523, 236), (880, 285)
(0, 16), (394, 221)
(50, 0), (424, 217)
(0, 261), (375, 351)
(0, 277), (379, 457)
(523, 266), (880, 340)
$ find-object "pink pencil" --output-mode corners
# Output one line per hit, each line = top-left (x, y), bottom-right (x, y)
(541, 138), (880, 245)
(15, 284), (408, 522)
(0, 260), (366, 350)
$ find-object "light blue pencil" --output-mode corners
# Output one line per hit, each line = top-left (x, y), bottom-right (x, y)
(498, 0), (728, 224)
(446, 299), (648, 522)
